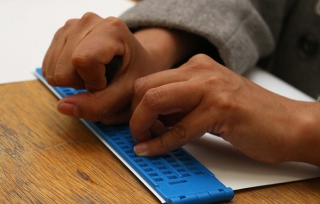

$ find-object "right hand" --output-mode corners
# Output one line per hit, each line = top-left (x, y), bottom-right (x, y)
(130, 54), (315, 164)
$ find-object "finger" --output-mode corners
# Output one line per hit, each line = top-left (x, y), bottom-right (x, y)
(57, 83), (132, 121)
(72, 17), (130, 92)
(42, 25), (64, 78)
(130, 81), (201, 143)
(53, 14), (106, 89)
(44, 19), (86, 88)
(132, 68), (190, 111)
(134, 107), (208, 156)
(43, 20), (77, 85)
(54, 35), (87, 89)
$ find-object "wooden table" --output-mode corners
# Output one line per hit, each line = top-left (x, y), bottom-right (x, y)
(1, 80), (319, 203)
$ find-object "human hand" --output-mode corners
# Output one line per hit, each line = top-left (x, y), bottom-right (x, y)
(130, 54), (309, 163)
(41, 13), (149, 122)
(42, 12), (206, 123)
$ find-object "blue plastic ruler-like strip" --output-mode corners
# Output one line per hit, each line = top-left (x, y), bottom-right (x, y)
(35, 68), (234, 204)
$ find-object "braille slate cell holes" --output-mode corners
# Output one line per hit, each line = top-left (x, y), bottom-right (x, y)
(154, 177), (164, 182)
(163, 170), (172, 175)
(138, 163), (148, 167)
(149, 173), (158, 177)
(144, 168), (153, 172)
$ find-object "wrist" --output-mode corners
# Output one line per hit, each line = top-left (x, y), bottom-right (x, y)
(289, 101), (320, 166)
(133, 28), (208, 70)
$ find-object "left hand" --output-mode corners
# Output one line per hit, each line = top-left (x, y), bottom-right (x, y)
(42, 12), (208, 124)
(130, 54), (304, 163)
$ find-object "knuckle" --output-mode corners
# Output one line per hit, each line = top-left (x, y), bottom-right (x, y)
(133, 77), (147, 95)
(187, 54), (211, 70)
(49, 64), (78, 87)
(64, 18), (77, 28)
(188, 54), (211, 65)
(103, 17), (126, 29)
(143, 88), (165, 109)
(51, 19), (77, 43)
(75, 12), (102, 32)
(156, 136), (170, 151)
(53, 72), (71, 86)
(170, 123), (188, 142)
(186, 54), (217, 72)
(100, 17), (128, 51)
(72, 53), (92, 68)
(132, 78), (147, 109)
(80, 12), (99, 23)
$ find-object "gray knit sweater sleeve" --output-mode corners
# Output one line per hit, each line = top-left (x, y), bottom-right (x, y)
(119, 0), (278, 74)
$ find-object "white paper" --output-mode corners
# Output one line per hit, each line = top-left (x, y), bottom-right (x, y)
(0, 0), (135, 84)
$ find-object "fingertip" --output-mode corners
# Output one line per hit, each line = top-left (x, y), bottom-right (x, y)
(133, 139), (171, 157)
(57, 101), (79, 117)
(134, 142), (149, 156)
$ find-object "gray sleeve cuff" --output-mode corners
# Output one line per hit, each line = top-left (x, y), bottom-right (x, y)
(119, 0), (275, 74)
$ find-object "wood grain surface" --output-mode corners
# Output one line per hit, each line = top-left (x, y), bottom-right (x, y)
(0, 80), (319, 203)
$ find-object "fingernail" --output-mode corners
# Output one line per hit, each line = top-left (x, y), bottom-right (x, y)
(134, 143), (148, 156)
(57, 102), (79, 117)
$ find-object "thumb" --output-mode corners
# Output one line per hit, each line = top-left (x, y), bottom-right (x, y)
(57, 87), (130, 122)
